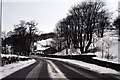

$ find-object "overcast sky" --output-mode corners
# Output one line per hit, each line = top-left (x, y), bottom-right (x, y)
(1, 0), (120, 33)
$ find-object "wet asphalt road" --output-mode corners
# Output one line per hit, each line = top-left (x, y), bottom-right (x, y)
(2, 56), (120, 80)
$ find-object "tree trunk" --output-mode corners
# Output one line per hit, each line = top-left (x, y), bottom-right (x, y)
(85, 33), (92, 52)
(66, 46), (68, 54)
(101, 28), (104, 38)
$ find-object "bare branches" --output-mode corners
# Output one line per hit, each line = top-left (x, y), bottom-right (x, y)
(54, 1), (110, 54)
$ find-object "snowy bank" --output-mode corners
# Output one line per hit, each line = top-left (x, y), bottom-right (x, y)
(0, 59), (36, 79)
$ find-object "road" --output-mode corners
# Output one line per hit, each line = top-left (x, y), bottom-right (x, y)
(2, 55), (120, 80)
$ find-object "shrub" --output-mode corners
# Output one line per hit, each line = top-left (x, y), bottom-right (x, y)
(1, 56), (31, 66)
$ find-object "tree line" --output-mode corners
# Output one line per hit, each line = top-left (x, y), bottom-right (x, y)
(2, 0), (120, 56)
(51, 1), (112, 54)
(2, 20), (38, 56)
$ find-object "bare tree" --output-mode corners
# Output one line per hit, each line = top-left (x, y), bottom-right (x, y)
(4, 20), (39, 56)
(26, 20), (38, 54)
(55, 1), (110, 54)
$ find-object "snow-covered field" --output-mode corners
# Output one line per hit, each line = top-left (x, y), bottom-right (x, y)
(35, 38), (53, 51)
(36, 38), (53, 47)
(46, 57), (119, 75)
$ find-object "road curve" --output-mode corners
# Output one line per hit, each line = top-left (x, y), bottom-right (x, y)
(47, 58), (120, 80)
(2, 55), (120, 80)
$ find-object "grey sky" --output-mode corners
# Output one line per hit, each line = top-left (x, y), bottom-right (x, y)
(1, 0), (119, 33)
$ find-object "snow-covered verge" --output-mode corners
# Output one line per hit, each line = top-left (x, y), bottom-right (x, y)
(1, 54), (33, 66)
(45, 57), (119, 75)
(0, 59), (36, 79)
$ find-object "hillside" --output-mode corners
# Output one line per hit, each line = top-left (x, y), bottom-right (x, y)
(37, 32), (56, 41)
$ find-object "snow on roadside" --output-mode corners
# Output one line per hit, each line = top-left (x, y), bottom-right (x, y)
(45, 57), (119, 75)
(0, 59), (36, 79)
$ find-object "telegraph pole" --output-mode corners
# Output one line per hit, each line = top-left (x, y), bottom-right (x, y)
(0, 0), (2, 66)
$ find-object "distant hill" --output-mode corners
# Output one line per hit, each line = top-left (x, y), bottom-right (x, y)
(37, 32), (56, 41)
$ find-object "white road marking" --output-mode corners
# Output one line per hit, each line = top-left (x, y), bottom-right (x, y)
(47, 60), (69, 79)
